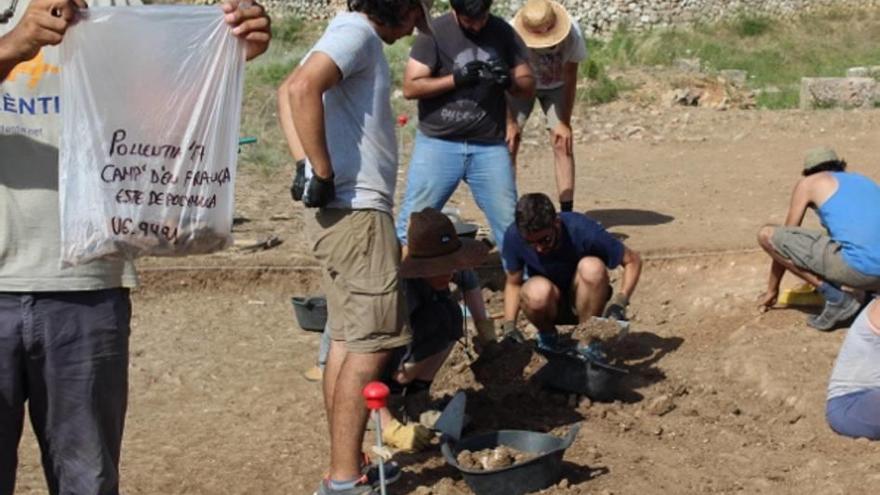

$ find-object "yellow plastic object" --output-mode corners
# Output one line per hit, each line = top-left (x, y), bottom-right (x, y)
(778, 284), (824, 307)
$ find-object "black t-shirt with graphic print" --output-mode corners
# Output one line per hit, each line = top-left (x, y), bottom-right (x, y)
(409, 13), (529, 142)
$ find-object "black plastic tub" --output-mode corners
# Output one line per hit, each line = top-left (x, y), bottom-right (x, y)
(441, 424), (580, 495)
(291, 296), (327, 332)
(535, 350), (627, 402)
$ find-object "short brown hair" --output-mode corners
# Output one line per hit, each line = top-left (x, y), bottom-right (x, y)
(515, 193), (557, 235)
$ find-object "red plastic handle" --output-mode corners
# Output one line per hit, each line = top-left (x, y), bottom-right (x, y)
(363, 381), (390, 410)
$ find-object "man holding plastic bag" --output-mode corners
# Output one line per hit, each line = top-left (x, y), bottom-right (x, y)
(0, 1), (269, 493)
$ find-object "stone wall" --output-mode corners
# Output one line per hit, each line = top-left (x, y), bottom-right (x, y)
(264, 0), (880, 36)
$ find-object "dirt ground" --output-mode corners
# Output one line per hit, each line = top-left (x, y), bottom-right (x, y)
(13, 102), (880, 494)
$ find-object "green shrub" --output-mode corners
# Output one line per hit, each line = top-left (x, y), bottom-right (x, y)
(755, 87), (799, 109)
(730, 14), (775, 37)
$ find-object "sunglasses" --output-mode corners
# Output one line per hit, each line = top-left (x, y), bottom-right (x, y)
(525, 229), (557, 249)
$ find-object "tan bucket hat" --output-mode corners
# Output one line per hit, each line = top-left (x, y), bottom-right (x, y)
(512, 0), (572, 49)
(803, 146), (840, 173)
(399, 208), (488, 279)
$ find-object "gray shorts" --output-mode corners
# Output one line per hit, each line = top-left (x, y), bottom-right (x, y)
(510, 87), (567, 130)
(770, 227), (880, 290)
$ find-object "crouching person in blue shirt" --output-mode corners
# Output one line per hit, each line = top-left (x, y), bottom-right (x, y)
(500, 192), (642, 352)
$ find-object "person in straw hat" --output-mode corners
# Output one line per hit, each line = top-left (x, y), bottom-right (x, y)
(509, 0), (587, 213)
(757, 146), (880, 331)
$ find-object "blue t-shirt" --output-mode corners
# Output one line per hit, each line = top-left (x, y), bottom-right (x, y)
(817, 172), (880, 276)
(502, 212), (625, 290)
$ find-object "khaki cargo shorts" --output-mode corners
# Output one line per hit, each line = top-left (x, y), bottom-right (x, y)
(770, 227), (880, 290)
(310, 209), (411, 353)
(510, 87), (567, 130)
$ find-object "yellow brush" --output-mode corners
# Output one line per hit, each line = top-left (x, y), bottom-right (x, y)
(778, 283), (824, 307)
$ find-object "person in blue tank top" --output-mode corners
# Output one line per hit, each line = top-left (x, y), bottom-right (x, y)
(500, 193), (643, 351)
(758, 147), (880, 331)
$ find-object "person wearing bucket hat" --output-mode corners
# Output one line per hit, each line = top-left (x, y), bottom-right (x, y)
(508, 0), (587, 213)
(277, 2), (432, 494)
(372, 208), (492, 452)
(501, 193), (642, 351)
(301, 209), (493, 453)
(757, 146), (880, 331)
(395, 0), (536, 268)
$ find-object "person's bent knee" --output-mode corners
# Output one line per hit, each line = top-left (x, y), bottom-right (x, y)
(576, 257), (608, 284)
(757, 224), (777, 251)
(521, 278), (559, 311)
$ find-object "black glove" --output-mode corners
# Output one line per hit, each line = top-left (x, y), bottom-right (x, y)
(453, 60), (486, 88)
(290, 159), (306, 201)
(603, 293), (629, 321)
(303, 170), (336, 208)
(485, 58), (511, 90)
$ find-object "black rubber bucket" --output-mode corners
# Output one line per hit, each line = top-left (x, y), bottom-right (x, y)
(536, 350), (627, 402)
(441, 424), (581, 495)
(291, 296), (327, 332)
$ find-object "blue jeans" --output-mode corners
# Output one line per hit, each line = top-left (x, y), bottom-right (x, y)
(826, 388), (880, 440)
(0, 289), (130, 495)
(396, 132), (517, 257)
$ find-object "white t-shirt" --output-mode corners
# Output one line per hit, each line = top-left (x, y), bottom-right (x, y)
(521, 16), (588, 90)
(0, 0), (139, 291)
(303, 13), (398, 214)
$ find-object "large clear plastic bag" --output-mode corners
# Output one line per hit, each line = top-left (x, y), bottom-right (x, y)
(59, 6), (245, 266)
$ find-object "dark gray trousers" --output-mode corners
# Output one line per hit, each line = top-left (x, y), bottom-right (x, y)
(0, 289), (130, 495)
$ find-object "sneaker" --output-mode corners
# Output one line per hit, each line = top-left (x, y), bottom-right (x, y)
(576, 341), (608, 363)
(807, 293), (861, 331)
(314, 476), (377, 495)
(363, 459), (401, 487)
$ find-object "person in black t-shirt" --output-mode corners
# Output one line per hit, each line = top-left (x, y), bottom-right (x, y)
(395, 0), (535, 269)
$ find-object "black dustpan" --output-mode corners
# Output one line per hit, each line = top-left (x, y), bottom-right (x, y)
(434, 391), (466, 442)
(441, 424), (582, 495)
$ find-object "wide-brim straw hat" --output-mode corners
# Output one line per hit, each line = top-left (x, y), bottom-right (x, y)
(512, 0), (572, 49)
(400, 208), (488, 279)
